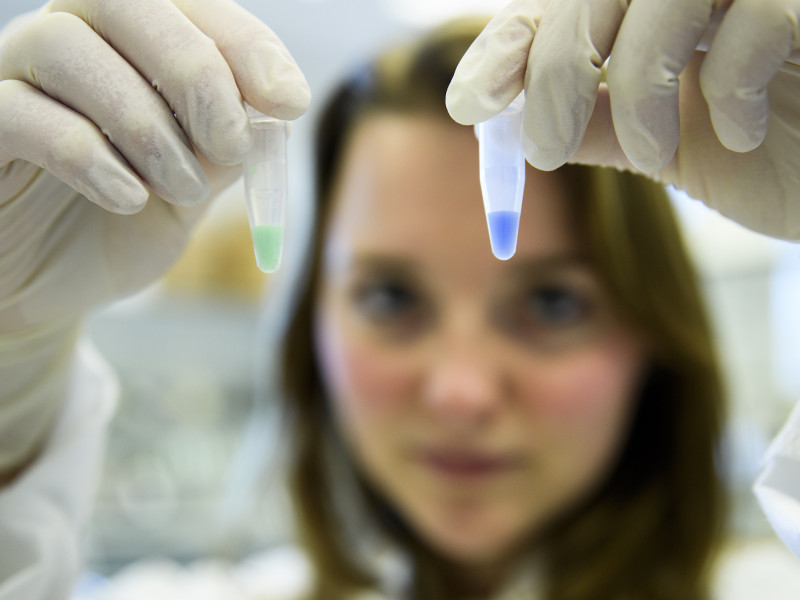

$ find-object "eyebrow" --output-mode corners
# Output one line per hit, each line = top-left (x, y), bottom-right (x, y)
(506, 253), (591, 277)
(348, 252), (590, 277)
(349, 255), (420, 277)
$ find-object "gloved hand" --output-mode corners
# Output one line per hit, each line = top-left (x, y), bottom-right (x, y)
(447, 0), (800, 240)
(0, 0), (309, 482)
(0, 3), (309, 597)
(754, 400), (800, 559)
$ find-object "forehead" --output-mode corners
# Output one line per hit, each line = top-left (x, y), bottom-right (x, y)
(323, 114), (579, 277)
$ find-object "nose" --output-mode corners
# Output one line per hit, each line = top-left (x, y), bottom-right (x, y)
(421, 337), (505, 430)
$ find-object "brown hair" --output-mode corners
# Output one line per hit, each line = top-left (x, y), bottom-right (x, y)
(278, 17), (727, 600)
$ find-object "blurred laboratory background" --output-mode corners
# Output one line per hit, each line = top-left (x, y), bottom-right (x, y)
(2, 0), (800, 595)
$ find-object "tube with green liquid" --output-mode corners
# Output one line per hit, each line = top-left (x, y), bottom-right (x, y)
(243, 105), (288, 273)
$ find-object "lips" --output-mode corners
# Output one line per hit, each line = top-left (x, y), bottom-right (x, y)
(420, 448), (521, 478)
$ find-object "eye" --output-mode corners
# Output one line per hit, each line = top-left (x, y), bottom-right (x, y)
(495, 282), (597, 348)
(526, 286), (587, 326)
(353, 281), (423, 325)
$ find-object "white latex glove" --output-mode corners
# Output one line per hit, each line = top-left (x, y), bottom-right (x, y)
(447, 0), (800, 240)
(0, 0), (309, 483)
(754, 400), (800, 559)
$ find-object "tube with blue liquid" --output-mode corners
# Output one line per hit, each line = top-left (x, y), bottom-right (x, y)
(474, 93), (525, 260)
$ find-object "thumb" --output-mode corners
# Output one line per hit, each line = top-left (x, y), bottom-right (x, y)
(700, 0), (800, 153)
(446, 0), (548, 125)
(173, 0), (311, 120)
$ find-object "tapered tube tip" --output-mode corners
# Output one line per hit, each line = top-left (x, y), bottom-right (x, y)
(251, 224), (284, 272)
(487, 210), (520, 260)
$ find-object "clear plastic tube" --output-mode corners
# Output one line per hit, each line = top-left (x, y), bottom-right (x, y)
(474, 93), (525, 260)
(243, 105), (288, 273)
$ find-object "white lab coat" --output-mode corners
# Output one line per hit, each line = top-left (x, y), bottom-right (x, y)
(1, 345), (799, 600)
(0, 342), (116, 600)
(70, 541), (800, 600)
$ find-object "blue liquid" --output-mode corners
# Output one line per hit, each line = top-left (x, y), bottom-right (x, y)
(487, 211), (520, 260)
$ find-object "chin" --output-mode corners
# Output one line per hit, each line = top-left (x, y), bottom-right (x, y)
(434, 536), (510, 565)
(413, 503), (529, 565)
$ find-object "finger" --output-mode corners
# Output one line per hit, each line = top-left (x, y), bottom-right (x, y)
(48, 0), (251, 165)
(521, 0), (627, 170)
(0, 11), (208, 206)
(568, 84), (638, 172)
(0, 80), (148, 214)
(446, 0), (549, 125)
(607, 0), (716, 173)
(674, 52), (800, 240)
(700, 0), (800, 152)
(171, 0), (311, 120)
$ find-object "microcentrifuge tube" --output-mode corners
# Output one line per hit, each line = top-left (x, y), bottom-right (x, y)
(243, 104), (288, 273)
(474, 93), (525, 260)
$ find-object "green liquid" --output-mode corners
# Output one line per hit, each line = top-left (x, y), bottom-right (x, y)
(251, 225), (284, 272)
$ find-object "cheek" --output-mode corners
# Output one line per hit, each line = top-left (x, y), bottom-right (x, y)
(518, 336), (645, 429)
(314, 307), (416, 421)
(512, 336), (647, 509)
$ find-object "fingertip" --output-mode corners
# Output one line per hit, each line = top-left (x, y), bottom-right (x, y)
(618, 135), (675, 174)
(444, 84), (470, 125)
(626, 148), (673, 174)
(701, 65), (769, 153)
(707, 103), (767, 153)
(107, 196), (148, 216)
(699, 64), (767, 154)
(445, 83), (482, 125)
(163, 171), (210, 207)
(445, 8), (530, 126)
(287, 78), (312, 119)
(521, 133), (567, 172)
(246, 86), (308, 123)
(446, 76), (523, 125)
(231, 34), (312, 122)
(264, 76), (311, 121)
(245, 64), (311, 121)
(176, 3), (311, 119)
(698, 0), (788, 153)
(611, 100), (679, 174)
(85, 171), (150, 215)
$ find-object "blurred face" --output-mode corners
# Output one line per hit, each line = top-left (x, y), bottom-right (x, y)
(314, 114), (648, 577)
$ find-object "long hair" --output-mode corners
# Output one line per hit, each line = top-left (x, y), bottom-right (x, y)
(278, 17), (726, 600)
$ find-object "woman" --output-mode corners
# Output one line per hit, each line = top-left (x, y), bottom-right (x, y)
(276, 18), (726, 600)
